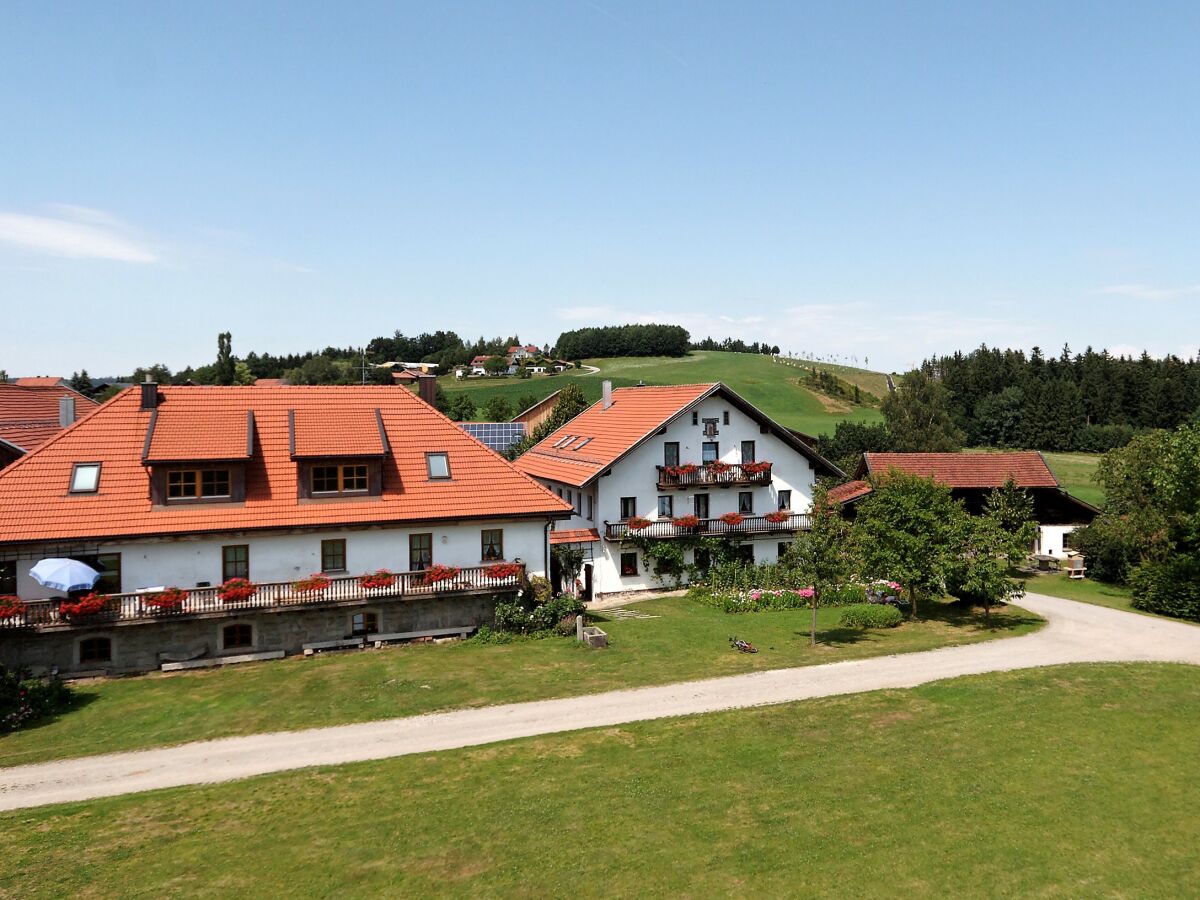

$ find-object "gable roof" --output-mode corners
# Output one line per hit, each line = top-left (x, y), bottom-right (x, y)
(12, 376), (67, 387)
(513, 382), (842, 488)
(0, 385), (100, 455)
(826, 480), (873, 504)
(858, 452), (1060, 488)
(0, 385), (572, 545)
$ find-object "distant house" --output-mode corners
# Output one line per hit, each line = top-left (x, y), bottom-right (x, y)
(253, 378), (290, 387)
(514, 381), (842, 597)
(469, 356), (493, 376)
(828, 452), (1099, 558)
(12, 376), (70, 388)
(508, 345), (541, 361)
(0, 384), (571, 676)
(0, 384), (99, 469)
(392, 370), (420, 385)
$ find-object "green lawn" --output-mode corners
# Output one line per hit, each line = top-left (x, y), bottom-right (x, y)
(1022, 569), (1135, 612)
(0, 597), (1038, 768)
(4, 663), (1197, 897)
(1042, 451), (1104, 507)
(442, 351), (884, 437)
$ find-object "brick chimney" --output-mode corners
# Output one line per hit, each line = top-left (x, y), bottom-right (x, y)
(58, 395), (76, 427)
(417, 374), (437, 407)
(601, 380), (613, 410)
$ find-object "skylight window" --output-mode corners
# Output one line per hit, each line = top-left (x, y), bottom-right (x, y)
(553, 435), (575, 448)
(426, 452), (451, 480)
(69, 463), (101, 494)
(572, 437), (593, 451)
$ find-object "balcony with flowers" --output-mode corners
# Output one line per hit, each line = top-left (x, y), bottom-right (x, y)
(657, 460), (774, 490)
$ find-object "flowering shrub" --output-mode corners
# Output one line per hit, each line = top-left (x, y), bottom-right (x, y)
(59, 593), (109, 620)
(358, 569), (397, 590)
(217, 578), (257, 603)
(484, 562), (523, 580)
(626, 515), (652, 531)
(0, 596), (26, 619)
(293, 573), (332, 594)
(706, 460), (732, 475)
(143, 587), (189, 611)
(742, 461), (773, 475)
(764, 510), (791, 524)
(718, 512), (744, 526)
(672, 514), (700, 529)
(422, 564), (461, 585)
(663, 463), (698, 477)
(2, 665), (72, 734)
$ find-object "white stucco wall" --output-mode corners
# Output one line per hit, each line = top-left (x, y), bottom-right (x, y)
(540, 395), (819, 595)
(1037, 524), (1079, 559)
(11, 518), (551, 600)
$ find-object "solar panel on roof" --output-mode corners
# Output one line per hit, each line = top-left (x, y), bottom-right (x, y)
(458, 422), (527, 454)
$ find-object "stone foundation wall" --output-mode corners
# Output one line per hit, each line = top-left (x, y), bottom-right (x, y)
(0, 593), (501, 677)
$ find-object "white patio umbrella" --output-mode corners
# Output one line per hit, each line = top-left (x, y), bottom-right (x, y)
(29, 558), (101, 593)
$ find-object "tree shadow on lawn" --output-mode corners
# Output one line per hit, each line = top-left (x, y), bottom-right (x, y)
(3, 689), (98, 741)
(928, 598), (1042, 633)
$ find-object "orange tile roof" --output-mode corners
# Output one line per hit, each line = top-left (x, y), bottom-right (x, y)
(550, 528), (601, 544)
(826, 480), (872, 504)
(515, 384), (716, 487)
(291, 407), (385, 458)
(0, 386), (572, 544)
(860, 452), (1060, 488)
(0, 385), (100, 454)
(145, 406), (253, 463)
(12, 377), (66, 387)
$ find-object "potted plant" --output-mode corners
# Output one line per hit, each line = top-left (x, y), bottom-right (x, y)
(59, 592), (109, 621)
(484, 562), (523, 580)
(743, 461), (773, 476)
(626, 515), (652, 531)
(0, 596), (26, 619)
(663, 463), (698, 478)
(718, 512), (744, 526)
(706, 460), (732, 475)
(764, 510), (791, 524)
(358, 569), (397, 590)
(217, 578), (256, 603)
(422, 564), (461, 585)
(672, 514), (700, 530)
(293, 573), (332, 594)
(143, 586), (189, 613)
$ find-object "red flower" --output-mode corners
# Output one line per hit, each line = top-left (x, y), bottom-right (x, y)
(718, 512), (744, 526)
(484, 562), (523, 580)
(358, 569), (397, 590)
(143, 587), (189, 610)
(764, 510), (791, 524)
(672, 514), (700, 529)
(742, 461), (773, 475)
(421, 564), (461, 585)
(706, 460), (732, 474)
(59, 593), (109, 619)
(0, 596), (26, 619)
(293, 573), (333, 594)
(217, 578), (257, 603)
(626, 515), (652, 531)
(663, 463), (698, 477)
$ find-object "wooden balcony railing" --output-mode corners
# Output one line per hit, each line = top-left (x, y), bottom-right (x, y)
(605, 513), (812, 541)
(656, 463), (773, 490)
(0, 563), (524, 631)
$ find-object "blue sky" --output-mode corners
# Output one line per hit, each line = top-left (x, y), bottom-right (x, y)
(2, 1), (1198, 375)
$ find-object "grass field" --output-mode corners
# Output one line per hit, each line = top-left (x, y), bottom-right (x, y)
(4, 663), (1197, 897)
(441, 351), (884, 437)
(0, 597), (1038, 768)
(1042, 451), (1104, 507)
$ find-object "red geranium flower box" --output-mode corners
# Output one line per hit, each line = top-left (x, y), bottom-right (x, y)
(59, 592), (109, 620)
(293, 573), (332, 594)
(358, 569), (397, 590)
(422, 564), (461, 585)
(672, 514), (700, 529)
(484, 562), (523, 580)
(706, 460), (732, 475)
(0, 596), (26, 619)
(143, 587), (189, 612)
(742, 461), (773, 476)
(626, 515), (652, 531)
(718, 512), (745, 526)
(663, 463), (698, 477)
(217, 578), (257, 603)
(764, 510), (791, 524)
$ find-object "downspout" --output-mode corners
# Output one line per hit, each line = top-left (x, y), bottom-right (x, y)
(544, 518), (552, 579)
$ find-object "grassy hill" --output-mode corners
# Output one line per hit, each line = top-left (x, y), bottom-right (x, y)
(440, 351), (883, 436)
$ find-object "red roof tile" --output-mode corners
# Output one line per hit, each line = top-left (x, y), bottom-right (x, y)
(860, 452), (1060, 488)
(145, 406), (252, 462)
(0, 386), (572, 544)
(0, 385), (100, 454)
(12, 377), (66, 387)
(550, 528), (601, 544)
(291, 407), (385, 458)
(826, 480), (872, 504)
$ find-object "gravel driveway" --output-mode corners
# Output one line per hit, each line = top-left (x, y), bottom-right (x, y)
(2, 592), (1198, 812)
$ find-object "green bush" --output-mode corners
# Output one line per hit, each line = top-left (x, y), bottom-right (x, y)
(1, 666), (72, 734)
(838, 604), (903, 629)
(1131, 559), (1200, 622)
(1071, 517), (1153, 584)
(494, 594), (585, 635)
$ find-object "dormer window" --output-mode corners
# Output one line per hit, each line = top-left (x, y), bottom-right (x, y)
(69, 462), (101, 493)
(426, 452), (451, 480)
(312, 464), (368, 495)
(167, 469), (231, 500)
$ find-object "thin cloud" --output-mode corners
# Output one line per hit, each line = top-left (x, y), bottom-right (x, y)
(0, 207), (157, 263)
(1097, 283), (1200, 301)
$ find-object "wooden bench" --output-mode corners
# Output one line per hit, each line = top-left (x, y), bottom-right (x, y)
(367, 625), (475, 646)
(161, 650), (284, 672)
(302, 637), (367, 656)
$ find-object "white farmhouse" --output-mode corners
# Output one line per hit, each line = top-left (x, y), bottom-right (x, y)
(513, 382), (842, 597)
